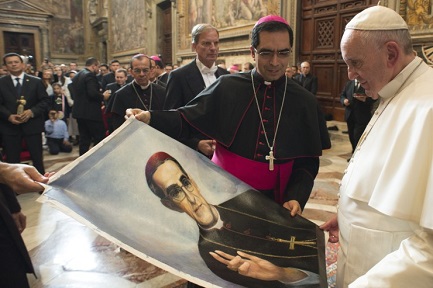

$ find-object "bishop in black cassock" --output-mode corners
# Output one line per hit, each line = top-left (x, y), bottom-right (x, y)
(131, 15), (330, 211)
(148, 70), (330, 209)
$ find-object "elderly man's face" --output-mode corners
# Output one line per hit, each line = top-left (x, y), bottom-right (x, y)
(341, 30), (391, 99)
(153, 160), (216, 226)
(192, 28), (219, 68)
(300, 62), (310, 75)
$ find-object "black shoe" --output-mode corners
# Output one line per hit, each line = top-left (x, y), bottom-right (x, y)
(327, 125), (339, 131)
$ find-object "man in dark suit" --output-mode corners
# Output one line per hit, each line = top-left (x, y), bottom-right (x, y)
(101, 59), (133, 90)
(71, 57), (108, 155)
(145, 152), (323, 288)
(104, 68), (128, 134)
(0, 160), (49, 287)
(294, 61), (318, 95)
(340, 79), (377, 155)
(100, 59), (120, 90)
(163, 23), (229, 156)
(0, 52), (50, 174)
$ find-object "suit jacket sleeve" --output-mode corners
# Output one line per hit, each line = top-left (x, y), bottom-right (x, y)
(340, 81), (354, 106)
(30, 77), (51, 118)
(0, 184), (21, 214)
(310, 76), (318, 95)
(85, 73), (103, 102)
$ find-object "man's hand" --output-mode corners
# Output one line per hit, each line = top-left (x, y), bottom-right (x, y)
(210, 250), (307, 283)
(343, 98), (350, 106)
(12, 211), (27, 233)
(319, 215), (339, 243)
(8, 114), (23, 125)
(197, 140), (216, 156)
(283, 200), (302, 216)
(125, 108), (151, 124)
(0, 163), (49, 194)
(103, 90), (111, 101)
(18, 109), (33, 123)
(63, 139), (72, 147)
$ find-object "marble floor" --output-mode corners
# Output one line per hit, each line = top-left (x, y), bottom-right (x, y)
(16, 121), (351, 288)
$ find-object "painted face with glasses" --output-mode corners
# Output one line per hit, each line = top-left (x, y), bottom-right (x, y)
(130, 56), (152, 87)
(250, 30), (292, 82)
(152, 159), (217, 227)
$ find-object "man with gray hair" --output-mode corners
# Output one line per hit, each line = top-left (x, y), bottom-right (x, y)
(321, 5), (433, 287)
(163, 23), (229, 156)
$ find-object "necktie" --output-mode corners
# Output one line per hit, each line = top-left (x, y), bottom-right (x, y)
(15, 77), (22, 96)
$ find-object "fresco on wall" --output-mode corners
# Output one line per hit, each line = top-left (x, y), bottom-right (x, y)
(188, 0), (280, 30)
(36, 0), (71, 19)
(49, 0), (84, 54)
(110, 0), (147, 53)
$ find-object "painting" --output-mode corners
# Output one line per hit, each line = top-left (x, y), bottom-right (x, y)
(50, 0), (84, 54)
(110, 0), (148, 53)
(40, 118), (327, 288)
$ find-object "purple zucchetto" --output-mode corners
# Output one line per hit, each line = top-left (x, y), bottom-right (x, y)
(254, 15), (289, 27)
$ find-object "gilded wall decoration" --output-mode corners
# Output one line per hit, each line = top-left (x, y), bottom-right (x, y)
(110, 0), (148, 54)
(403, 0), (433, 28)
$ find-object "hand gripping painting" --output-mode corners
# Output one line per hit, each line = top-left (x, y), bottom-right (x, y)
(40, 118), (327, 287)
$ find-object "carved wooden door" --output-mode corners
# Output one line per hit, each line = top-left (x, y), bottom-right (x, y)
(298, 0), (377, 121)
(3, 31), (36, 64)
(158, 0), (172, 66)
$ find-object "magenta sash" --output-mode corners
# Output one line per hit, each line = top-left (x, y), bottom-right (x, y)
(212, 144), (293, 204)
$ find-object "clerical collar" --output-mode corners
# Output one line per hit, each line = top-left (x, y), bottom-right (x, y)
(199, 215), (224, 230)
(133, 80), (151, 90)
(378, 57), (423, 100)
(251, 69), (286, 86)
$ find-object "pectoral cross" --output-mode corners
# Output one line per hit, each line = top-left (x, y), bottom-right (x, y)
(265, 149), (275, 171)
(268, 235), (317, 250)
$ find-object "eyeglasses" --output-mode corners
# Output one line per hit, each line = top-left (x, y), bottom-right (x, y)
(254, 48), (291, 59)
(165, 175), (193, 202)
(132, 68), (150, 74)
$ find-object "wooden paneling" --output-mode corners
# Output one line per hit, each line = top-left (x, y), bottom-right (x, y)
(161, 7), (172, 65)
(298, 0), (376, 121)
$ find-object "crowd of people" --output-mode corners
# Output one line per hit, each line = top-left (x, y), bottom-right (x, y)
(1, 5), (432, 287)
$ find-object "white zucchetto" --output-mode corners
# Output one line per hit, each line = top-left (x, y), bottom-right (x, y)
(346, 5), (409, 31)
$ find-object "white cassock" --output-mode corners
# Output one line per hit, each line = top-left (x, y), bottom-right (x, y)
(337, 57), (433, 287)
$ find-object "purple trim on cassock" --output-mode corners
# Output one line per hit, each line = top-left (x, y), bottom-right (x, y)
(212, 143), (293, 204)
